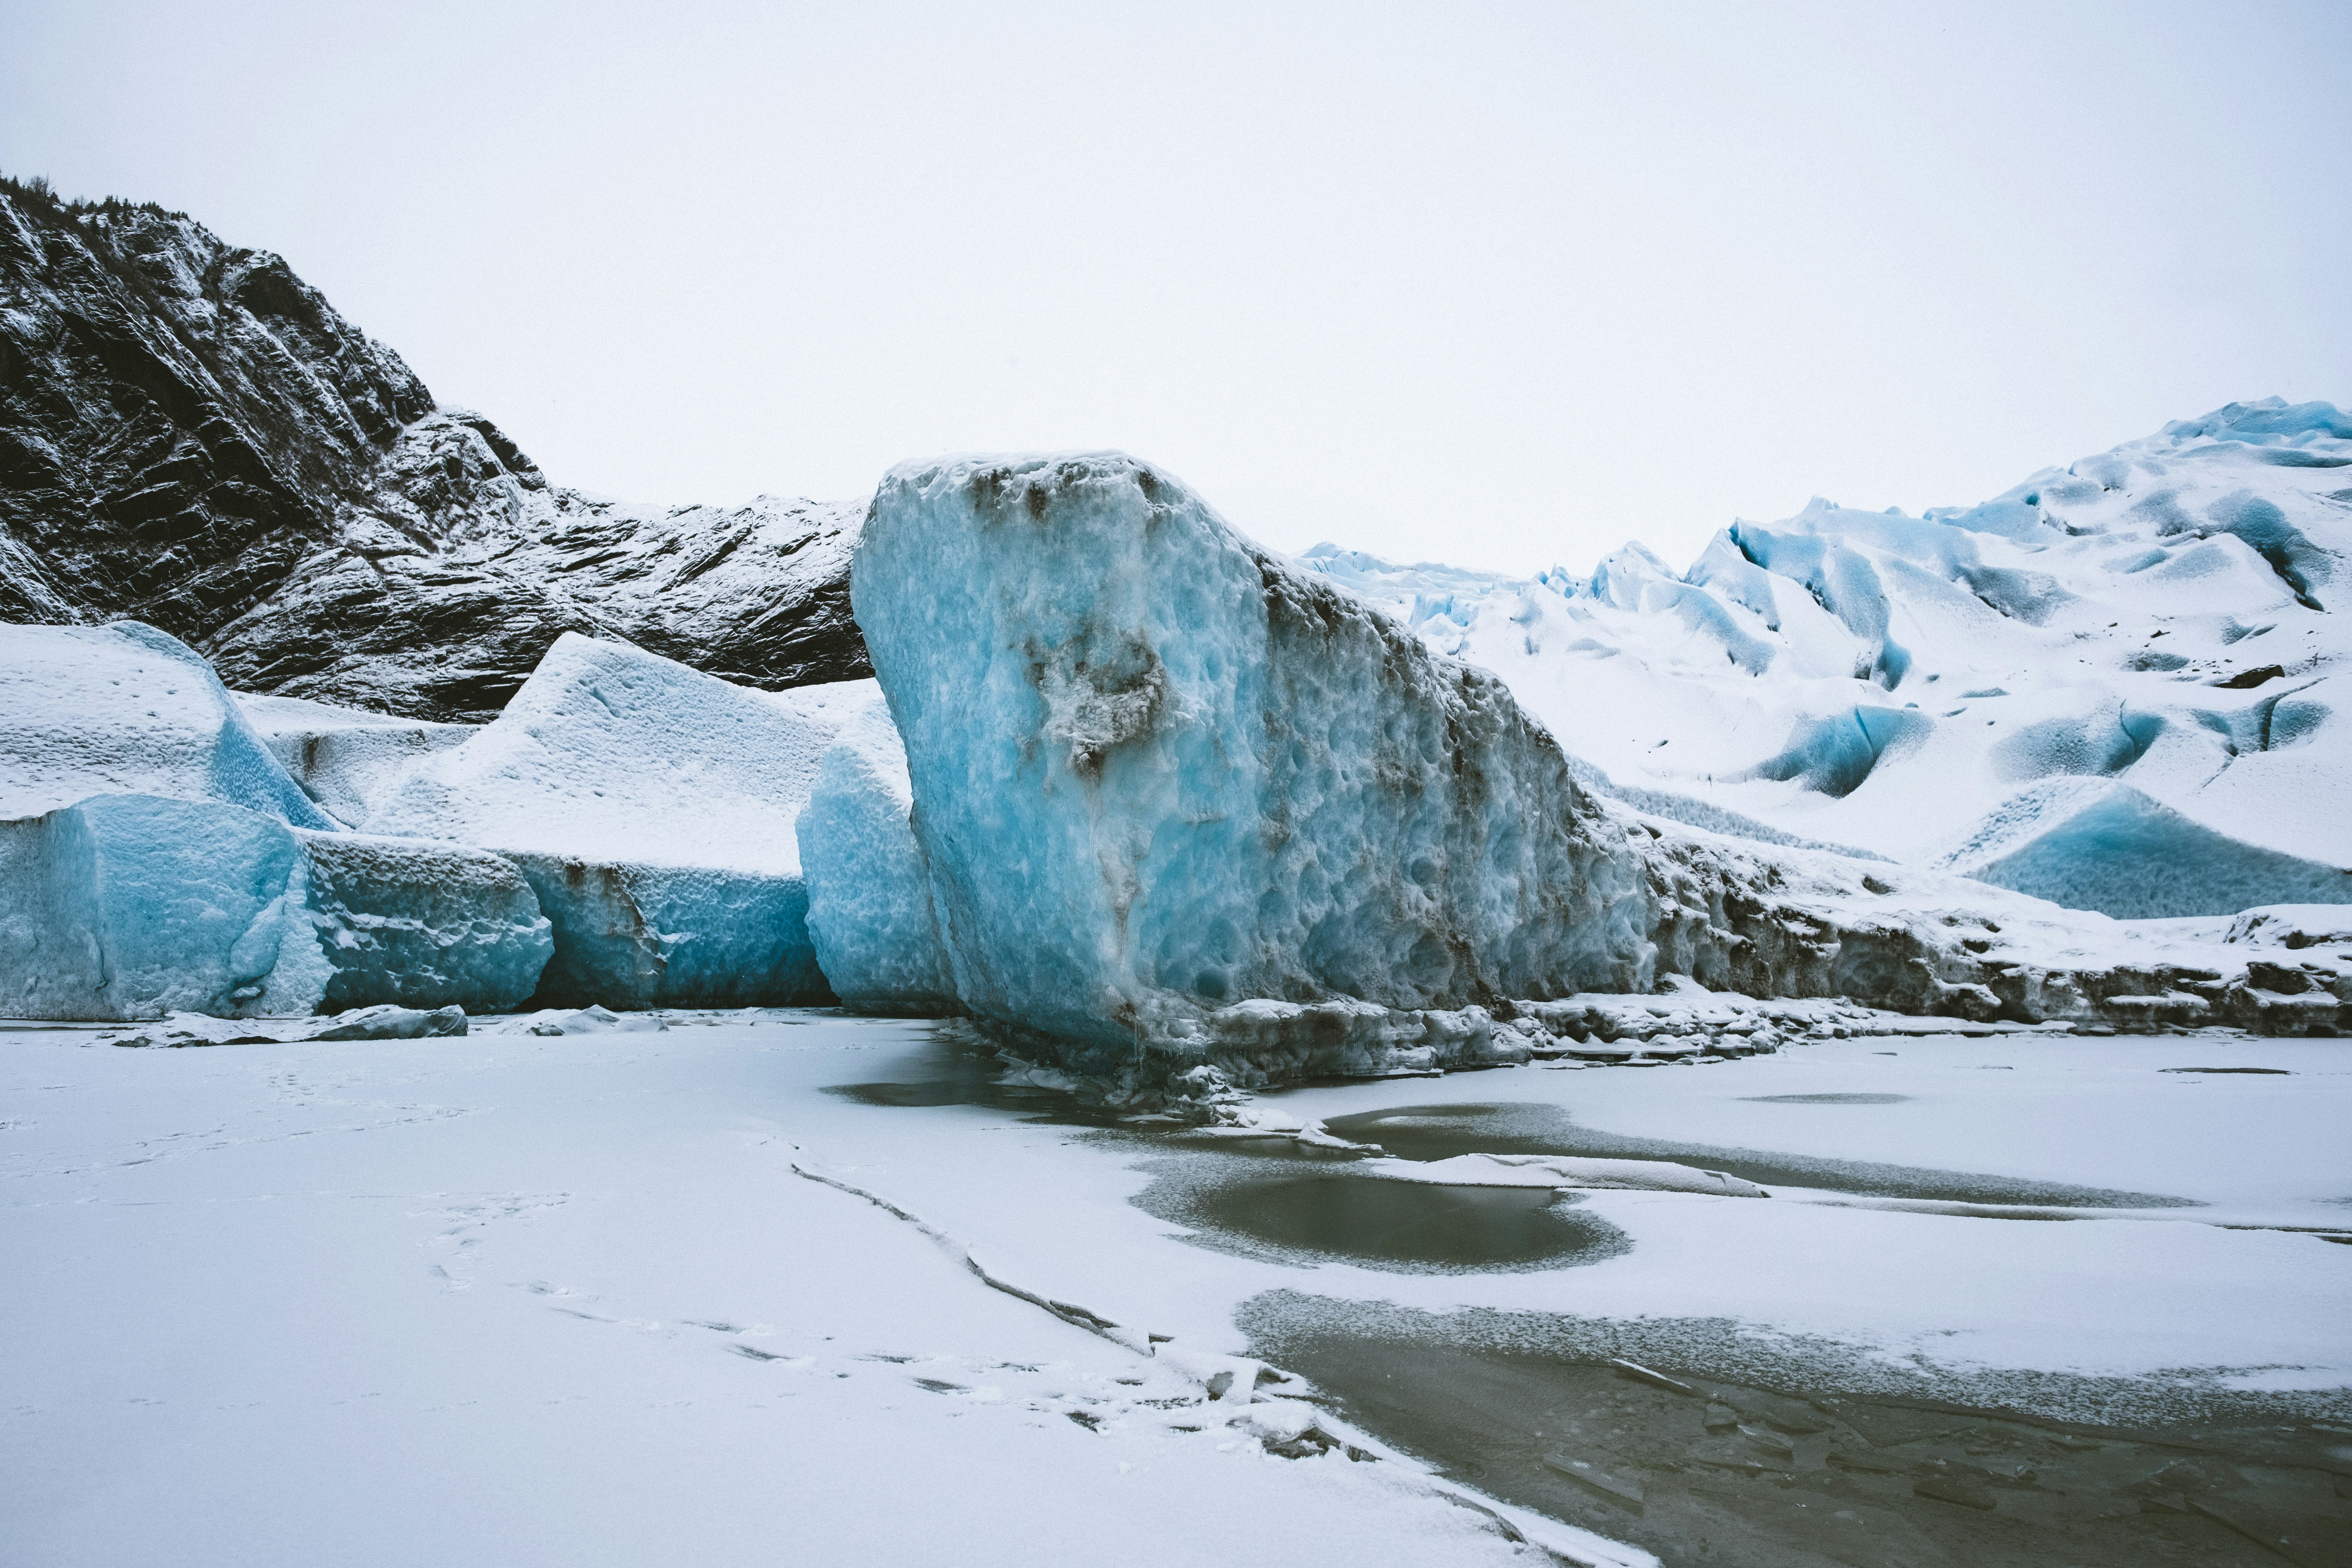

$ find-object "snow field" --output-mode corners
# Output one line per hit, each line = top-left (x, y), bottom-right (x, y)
(0, 1016), (1619, 1568)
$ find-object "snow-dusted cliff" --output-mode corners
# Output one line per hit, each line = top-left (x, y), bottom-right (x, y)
(0, 181), (867, 722)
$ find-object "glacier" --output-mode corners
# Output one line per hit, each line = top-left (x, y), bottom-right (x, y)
(1300, 399), (2351, 908)
(0, 793), (548, 1020)
(793, 689), (958, 1014)
(363, 632), (868, 1008)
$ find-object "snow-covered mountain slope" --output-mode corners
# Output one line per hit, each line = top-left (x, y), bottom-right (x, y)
(1302, 399), (2351, 908)
(0, 180), (867, 723)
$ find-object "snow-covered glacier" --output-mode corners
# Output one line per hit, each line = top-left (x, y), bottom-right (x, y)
(1304, 399), (2351, 917)
(363, 632), (867, 1007)
(0, 793), (548, 1020)
(235, 691), (476, 827)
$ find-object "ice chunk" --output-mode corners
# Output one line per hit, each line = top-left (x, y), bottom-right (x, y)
(306, 1003), (467, 1040)
(1939, 779), (2352, 919)
(854, 452), (1652, 1057)
(364, 632), (861, 875)
(0, 622), (332, 828)
(520, 1003), (669, 1035)
(794, 691), (957, 1014)
(364, 634), (867, 1008)
(298, 829), (553, 1012)
(0, 794), (550, 1020)
(234, 692), (475, 826)
(506, 852), (831, 1009)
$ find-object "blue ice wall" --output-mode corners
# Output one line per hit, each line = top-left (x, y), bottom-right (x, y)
(0, 794), (551, 1020)
(794, 695), (958, 1015)
(853, 452), (1653, 1054)
(506, 853), (833, 1010)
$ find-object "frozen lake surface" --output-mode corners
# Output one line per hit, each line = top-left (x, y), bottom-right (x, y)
(6, 1015), (2348, 1566)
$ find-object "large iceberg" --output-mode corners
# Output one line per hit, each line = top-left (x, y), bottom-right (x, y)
(364, 632), (866, 1007)
(793, 690), (957, 1014)
(856, 452), (1657, 1056)
(0, 622), (333, 828)
(0, 793), (548, 1020)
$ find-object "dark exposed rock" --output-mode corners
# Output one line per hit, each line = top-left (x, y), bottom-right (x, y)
(0, 179), (867, 722)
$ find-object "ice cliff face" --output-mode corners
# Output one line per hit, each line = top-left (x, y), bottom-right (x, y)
(0, 182), (868, 723)
(0, 793), (549, 1020)
(1305, 399), (2351, 917)
(858, 453), (1660, 1054)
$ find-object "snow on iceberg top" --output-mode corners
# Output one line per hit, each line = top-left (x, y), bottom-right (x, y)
(361, 631), (873, 876)
(233, 691), (477, 738)
(0, 621), (334, 828)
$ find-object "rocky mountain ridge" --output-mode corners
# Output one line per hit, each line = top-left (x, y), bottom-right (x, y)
(0, 178), (865, 722)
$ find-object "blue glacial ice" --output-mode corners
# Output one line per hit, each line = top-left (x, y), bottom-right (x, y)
(508, 854), (829, 1009)
(364, 632), (861, 1008)
(0, 622), (333, 828)
(1939, 778), (2352, 919)
(299, 827), (553, 1011)
(855, 452), (1660, 1057)
(0, 793), (549, 1020)
(794, 689), (957, 1014)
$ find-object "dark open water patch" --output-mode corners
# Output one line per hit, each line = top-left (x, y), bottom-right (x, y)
(2161, 1066), (2294, 1075)
(1126, 1153), (1630, 1274)
(821, 1023), (1123, 1126)
(1741, 1092), (1913, 1105)
(1242, 1291), (2352, 1568)
(1318, 1102), (2199, 1209)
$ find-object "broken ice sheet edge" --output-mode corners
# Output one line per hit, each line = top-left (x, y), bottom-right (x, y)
(784, 1147), (1662, 1568)
(975, 980), (2325, 1122)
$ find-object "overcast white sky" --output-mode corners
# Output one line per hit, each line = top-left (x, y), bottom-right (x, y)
(6, 1), (2347, 574)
